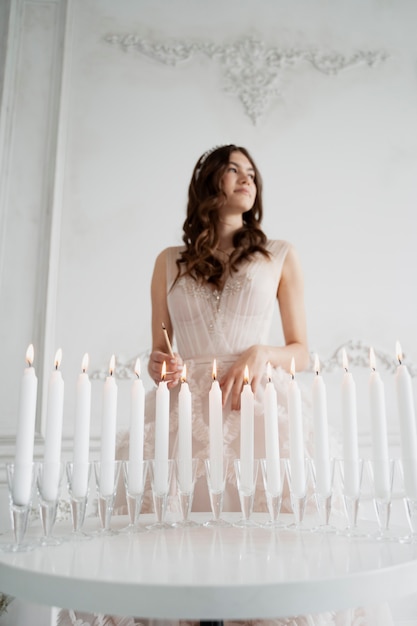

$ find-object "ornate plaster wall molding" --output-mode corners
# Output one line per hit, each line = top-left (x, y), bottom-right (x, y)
(320, 338), (416, 376)
(104, 34), (388, 124)
(90, 340), (414, 381)
(91, 349), (151, 381)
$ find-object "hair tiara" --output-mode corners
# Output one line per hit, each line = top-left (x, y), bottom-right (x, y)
(195, 144), (231, 179)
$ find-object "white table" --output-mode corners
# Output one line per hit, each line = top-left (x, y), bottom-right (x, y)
(1, 513), (417, 620)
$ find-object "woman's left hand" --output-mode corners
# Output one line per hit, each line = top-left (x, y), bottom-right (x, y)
(219, 345), (269, 410)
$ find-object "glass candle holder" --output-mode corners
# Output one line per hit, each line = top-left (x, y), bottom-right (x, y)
(204, 458), (230, 527)
(1, 462), (37, 553)
(367, 458), (399, 541)
(122, 460), (149, 533)
(284, 458), (312, 531)
(147, 459), (175, 530)
(36, 461), (65, 546)
(66, 461), (92, 540)
(174, 458), (200, 528)
(310, 457), (336, 533)
(234, 459), (259, 528)
(94, 460), (122, 536)
(336, 458), (368, 537)
(260, 458), (286, 528)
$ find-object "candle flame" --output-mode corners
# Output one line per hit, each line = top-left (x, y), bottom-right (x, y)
(396, 340), (403, 365)
(342, 348), (349, 372)
(161, 360), (167, 381)
(266, 361), (272, 382)
(109, 354), (115, 376)
(134, 357), (141, 378)
(54, 348), (62, 370)
(314, 353), (320, 375)
(212, 359), (217, 381)
(181, 363), (187, 383)
(369, 347), (376, 371)
(290, 357), (296, 379)
(244, 364), (249, 384)
(25, 344), (34, 367)
(81, 353), (89, 373)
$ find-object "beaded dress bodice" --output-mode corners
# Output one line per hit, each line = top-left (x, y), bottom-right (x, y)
(166, 240), (290, 360)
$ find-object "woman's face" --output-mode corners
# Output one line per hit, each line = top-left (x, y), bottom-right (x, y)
(220, 151), (257, 216)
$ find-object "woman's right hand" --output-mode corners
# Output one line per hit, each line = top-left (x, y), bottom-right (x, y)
(148, 350), (183, 389)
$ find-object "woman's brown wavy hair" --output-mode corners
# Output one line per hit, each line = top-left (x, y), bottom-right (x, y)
(176, 144), (270, 289)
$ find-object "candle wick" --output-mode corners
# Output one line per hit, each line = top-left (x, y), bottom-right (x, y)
(398, 358), (402, 365)
(291, 373), (295, 380)
(371, 366), (376, 372)
(315, 370), (319, 376)
(344, 367), (348, 373)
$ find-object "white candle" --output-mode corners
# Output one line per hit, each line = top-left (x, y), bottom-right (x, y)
(312, 355), (331, 496)
(288, 358), (306, 497)
(240, 365), (254, 491)
(341, 349), (360, 497)
(264, 362), (281, 494)
(154, 360), (170, 493)
(41, 349), (65, 501)
(178, 364), (193, 492)
(13, 344), (38, 505)
(369, 347), (390, 498)
(100, 355), (118, 496)
(395, 341), (417, 499)
(209, 359), (223, 491)
(128, 358), (145, 493)
(72, 353), (92, 498)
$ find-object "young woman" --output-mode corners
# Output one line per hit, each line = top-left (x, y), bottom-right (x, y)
(141, 144), (309, 514)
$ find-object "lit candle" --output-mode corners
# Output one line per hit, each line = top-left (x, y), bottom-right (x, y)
(72, 353), (92, 498)
(100, 355), (118, 496)
(209, 359), (223, 491)
(288, 358), (306, 496)
(341, 349), (359, 496)
(41, 349), (65, 501)
(395, 341), (417, 499)
(13, 344), (38, 505)
(264, 362), (281, 494)
(240, 365), (254, 491)
(177, 363), (193, 492)
(369, 347), (390, 498)
(128, 358), (145, 493)
(312, 355), (331, 496)
(154, 360), (170, 493)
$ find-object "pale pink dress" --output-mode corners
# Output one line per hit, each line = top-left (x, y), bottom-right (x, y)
(117, 239), (298, 515)
(59, 240), (393, 626)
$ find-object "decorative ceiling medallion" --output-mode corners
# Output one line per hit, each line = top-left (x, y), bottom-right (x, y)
(104, 34), (388, 124)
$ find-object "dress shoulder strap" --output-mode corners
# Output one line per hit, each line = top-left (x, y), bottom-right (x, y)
(165, 246), (184, 292)
(267, 239), (292, 264)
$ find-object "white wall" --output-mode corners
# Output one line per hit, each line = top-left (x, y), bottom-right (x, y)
(1, 0), (417, 496)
